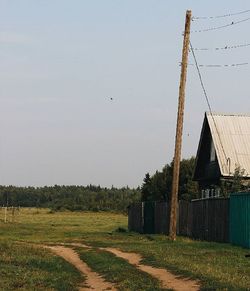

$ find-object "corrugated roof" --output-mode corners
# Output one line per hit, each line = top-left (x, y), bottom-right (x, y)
(206, 112), (250, 177)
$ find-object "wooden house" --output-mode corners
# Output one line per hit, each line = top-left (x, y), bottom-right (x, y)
(193, 112), (250, 198)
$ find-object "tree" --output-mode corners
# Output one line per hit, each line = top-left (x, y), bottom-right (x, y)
(221, 166), (249, 197)
(141, 157), (199, 202)
(141, 173), (153, 201)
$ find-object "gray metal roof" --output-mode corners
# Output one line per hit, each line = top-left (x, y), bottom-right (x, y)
(206, 112), (250, 177)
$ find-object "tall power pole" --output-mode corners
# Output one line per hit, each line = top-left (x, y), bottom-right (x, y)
(169, 10), (192, 241)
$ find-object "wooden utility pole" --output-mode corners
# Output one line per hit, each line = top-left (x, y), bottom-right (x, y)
(169, 10), (192, 241)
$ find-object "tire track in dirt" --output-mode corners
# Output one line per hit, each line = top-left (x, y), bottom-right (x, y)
(45, 242), (200, 291)
(46, 245), (116, 291)
(102, 247), (200, 291)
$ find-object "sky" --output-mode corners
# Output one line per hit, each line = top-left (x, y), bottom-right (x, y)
(0, 0), (249, 188)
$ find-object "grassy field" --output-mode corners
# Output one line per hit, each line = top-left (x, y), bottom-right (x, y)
(0, 207), (249, 290)
(0, 241), (83, 291)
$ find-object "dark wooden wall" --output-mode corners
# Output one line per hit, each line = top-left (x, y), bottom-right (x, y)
(178, 200), (193, 237)
(128, 202), (143, 233)
(191, 198), (229, 242)
(154, 202), (170, 235)
(128, 198), (229, 243)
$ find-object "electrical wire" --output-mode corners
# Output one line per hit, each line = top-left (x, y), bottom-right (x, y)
(189, 41), (229, 166)
(183, 62), (249, 68)
(191, 16), (250, 33)
(193, 9), (250, 20)
(189, 41), (212, 114)
(193, 43), (250, 51)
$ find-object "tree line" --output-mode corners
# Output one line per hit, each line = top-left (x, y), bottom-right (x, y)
(1, 156), (244, 211)
(0, 185), (140, 212)
(0, 157), (200, 212)
(140, 158), (250, 202)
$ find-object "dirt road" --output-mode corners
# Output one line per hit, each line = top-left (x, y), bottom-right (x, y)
(104, 247), (200, 291)
(47, 245), (116, 291)
(44, 243), (200, 291)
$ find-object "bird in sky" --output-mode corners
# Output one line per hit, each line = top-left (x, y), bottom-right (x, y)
(110, 97), (113, 101)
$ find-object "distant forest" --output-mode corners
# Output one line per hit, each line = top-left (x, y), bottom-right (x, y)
(0, 185), (141, 212)
(0, 157), (198, 212)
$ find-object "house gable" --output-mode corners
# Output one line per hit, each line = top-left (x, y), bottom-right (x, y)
(194, 112), (250, 198)
(193, 113), (221, 186)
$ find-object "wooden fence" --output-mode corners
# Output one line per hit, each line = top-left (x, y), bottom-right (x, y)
(191, 198), (229, 242)
(128, 202), (170, 234)
(128, 198), (229, 243)
(178, 200), (193, 237)
(128, 202), (143, 233)
(154, 202), (170, 235)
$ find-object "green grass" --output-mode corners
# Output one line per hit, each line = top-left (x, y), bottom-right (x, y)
(124, 235), (249, 290)
(0, 241), (83, 291)
(0, 208), (127, 243)
(84, 233), (250, 290)
(0, 208), (250, 290)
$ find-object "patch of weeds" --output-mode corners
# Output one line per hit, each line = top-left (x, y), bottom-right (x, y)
(145, 235), (155, 241)
(115, 227), (127, 233)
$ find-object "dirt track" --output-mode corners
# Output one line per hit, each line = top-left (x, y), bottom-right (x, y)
(45, 243), (200, 291)
(104, 247), (200, 291)
(47, 245), (116, 291)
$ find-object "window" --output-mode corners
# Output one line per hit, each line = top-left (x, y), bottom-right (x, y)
(215, 188), (220, 197)
(210, 140), (216, 162)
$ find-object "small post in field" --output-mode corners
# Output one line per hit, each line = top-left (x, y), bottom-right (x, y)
(4, 206), (7, 223)
(12, 206), (15, 222)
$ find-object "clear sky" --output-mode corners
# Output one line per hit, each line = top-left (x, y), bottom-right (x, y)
(0, 0), (249, 187)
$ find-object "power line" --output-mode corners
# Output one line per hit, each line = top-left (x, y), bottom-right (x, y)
(188, 42), (213, 113)
(191, 16), (250, 33)
(183, 62), (249, 68)
(189, 41), (229, 165)
(193, 43), (250, 51)
(193, 9), (250, 20)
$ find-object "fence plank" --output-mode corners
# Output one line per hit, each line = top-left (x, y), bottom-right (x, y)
(144, 202), (155, 234)
(178, 200), (189, 236)
(154, 202), (169, 234)
(128, 202), (143, 233)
